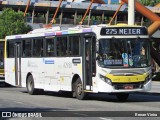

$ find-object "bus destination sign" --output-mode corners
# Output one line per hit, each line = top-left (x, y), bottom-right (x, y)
(100, 27), (148, 36)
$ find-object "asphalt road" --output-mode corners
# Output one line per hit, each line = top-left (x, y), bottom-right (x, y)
(0, 82), (160, 120)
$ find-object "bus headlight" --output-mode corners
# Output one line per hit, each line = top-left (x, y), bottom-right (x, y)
(144, 74), (152, 84)
(99, 74), (112, 85)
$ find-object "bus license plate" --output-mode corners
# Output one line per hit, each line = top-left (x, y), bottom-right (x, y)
(124, 85), (133, 89)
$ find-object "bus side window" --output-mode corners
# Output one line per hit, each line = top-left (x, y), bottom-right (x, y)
(68, 36), (80, 56)
(7, 41), (14, 58)
(33, 38), (43, 57)
(22, 39), (32, 57)
(56, 37), (67, 56)
(46, 38), (54, 57)
(25, 50), (31, 57)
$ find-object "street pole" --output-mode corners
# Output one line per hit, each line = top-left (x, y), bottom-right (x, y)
(128, 0), (135, 25)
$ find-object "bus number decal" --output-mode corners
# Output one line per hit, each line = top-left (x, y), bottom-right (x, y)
(72, 59), (81, 64)
(106, 29), (117, 35)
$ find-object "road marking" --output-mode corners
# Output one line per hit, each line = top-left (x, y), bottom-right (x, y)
(14, 101), (24, 104)
(99, 117), (113, 120)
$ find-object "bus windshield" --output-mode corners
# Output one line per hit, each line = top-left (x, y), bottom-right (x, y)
(0, 41), (4, 69)
(98, 38), (150, 68)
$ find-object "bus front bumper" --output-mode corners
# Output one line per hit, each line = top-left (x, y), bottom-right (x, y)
(97, 79), (152, 93)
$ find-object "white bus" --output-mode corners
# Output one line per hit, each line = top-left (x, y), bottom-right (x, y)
(5, 26), (96, 100)
(5, 25), (152, 101)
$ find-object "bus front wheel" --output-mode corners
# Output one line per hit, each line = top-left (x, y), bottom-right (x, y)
(27, 75), (38, 95)
(116, 93), (129, 101)
(75, 78), (87, 100)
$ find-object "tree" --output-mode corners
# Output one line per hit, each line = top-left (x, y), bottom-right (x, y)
(138, 0), (160, 6)
(0, 8), (32, 39)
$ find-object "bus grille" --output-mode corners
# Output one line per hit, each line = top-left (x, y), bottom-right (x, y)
(109, 69), (145, 75)
(113, 82), (144, 90)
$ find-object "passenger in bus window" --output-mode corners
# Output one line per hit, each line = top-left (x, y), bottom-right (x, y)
(86, 50), (89, 61)
(86, 49), (90, 83)
(86, 49), (90, 70)
(140, 47), (147, 66)
(140, 47), (145, 55)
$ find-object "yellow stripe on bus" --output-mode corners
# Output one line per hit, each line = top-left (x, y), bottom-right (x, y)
(12, 66), (15, 72)
(77, 64), (82, 74)
(106, 73), (147, 83)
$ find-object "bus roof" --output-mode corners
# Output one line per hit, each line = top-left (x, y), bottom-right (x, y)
(90, 24), (147, 28)
(5, 26), (92, 40)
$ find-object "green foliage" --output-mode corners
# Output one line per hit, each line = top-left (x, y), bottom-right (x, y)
(0, 8), (32, 39)
(138, 0), (160, 6)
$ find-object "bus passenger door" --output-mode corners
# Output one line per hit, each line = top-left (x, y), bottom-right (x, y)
(14, 42), (22, 86)
(83, 36), (96, 91)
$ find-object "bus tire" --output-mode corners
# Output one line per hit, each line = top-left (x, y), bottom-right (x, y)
(27, 75), (38, 95)
(72, 82), (76, 98)
(75, 78), (87, 100)
(116, 93), (129, 102)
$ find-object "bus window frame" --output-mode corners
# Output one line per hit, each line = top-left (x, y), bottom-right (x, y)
(55, 36), (68, 57)
(7, 39), (17, 58)
(44, 36), (56, 57)
(32, 38), (44, 58)
(55, 34), (82, 57)
(68, 34), (82, 57)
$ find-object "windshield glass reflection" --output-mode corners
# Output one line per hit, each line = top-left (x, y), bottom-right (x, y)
(97, 38), (150, 68)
